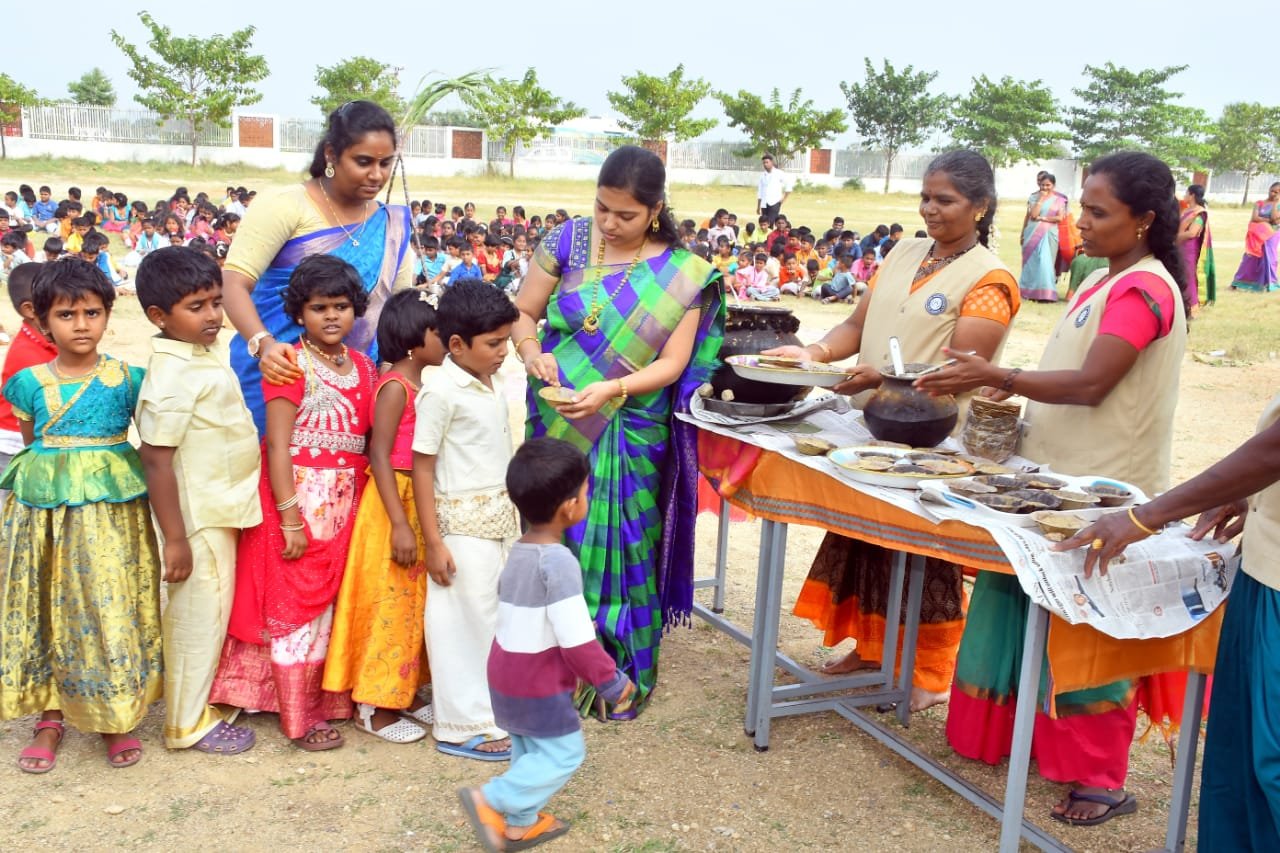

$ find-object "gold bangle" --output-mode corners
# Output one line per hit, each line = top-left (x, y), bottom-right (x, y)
(811, 341), (833, 363)
(616, 378), (628, 405)
(1128, 507), (1159, 536)
(279, 522), (306, 532)
(513, 334), (539, 364)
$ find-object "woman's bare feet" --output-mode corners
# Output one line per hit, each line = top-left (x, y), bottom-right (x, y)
(909, 687), (950, 713)
(819, 648), (880, 675)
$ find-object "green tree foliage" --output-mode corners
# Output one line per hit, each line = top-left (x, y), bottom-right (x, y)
(312, 57), (404, 119)
(716, 88), (846, 162)
(948, 75), (1069, 168)
(110, 11), (269, 166)
(841, 59), (948, 192)
(463, 69), (585, 178)
(0, 74), (39, 160)
(1209, 102), (1280, 204)
(67, 68), (117, 108)
(607, 64), (717, 151)
(1067, 63), (1210, 172)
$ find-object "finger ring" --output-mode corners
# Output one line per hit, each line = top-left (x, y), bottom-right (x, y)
(1091, 538), (1104, 550)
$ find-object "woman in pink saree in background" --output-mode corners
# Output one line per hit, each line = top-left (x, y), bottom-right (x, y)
(1176, 184), (1215, 314)
(1231, 182), (1280, 293)
(1019, 171), (1069, 302)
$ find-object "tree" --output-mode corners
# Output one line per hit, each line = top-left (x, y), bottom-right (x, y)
(1209, 103), (1280, 204)
(67, 68), (117, 107)
(948, 75), (1070, 168)
(0, 74), (39, 160)
(607, 64), (717, 154)
(840, 59), (948, 192)
(462, 69), (585, 177)
(716, 88), (846, 162)
(1067, 63), (1210, 171)
(312, 57), (404, 119)
(110, 11), (269, 166)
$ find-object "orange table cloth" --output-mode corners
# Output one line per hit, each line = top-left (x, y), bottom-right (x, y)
(698, 430), (1222, 695)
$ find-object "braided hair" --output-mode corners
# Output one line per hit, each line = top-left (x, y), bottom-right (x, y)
(1088, 152), (1188, 311)
(924, 151), (998, 248)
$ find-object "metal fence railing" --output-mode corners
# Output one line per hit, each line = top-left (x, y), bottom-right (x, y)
(279, 118), (324, 154)
(1209, 171), (1280, 200)
(405, 126), (449, 159)
(22, 104), (232, 147)
(832, 149), (933, 180)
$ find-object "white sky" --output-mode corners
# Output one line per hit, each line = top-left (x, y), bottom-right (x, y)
(14, 0), (1267, 147)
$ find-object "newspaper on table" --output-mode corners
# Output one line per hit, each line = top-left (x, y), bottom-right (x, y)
(683, 400), (1235, 640)
(919, 491), (1238, 639)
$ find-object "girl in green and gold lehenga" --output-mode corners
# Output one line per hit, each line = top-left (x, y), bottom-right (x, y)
(0, 259), (163, 773)
(511, 146), (724, 719)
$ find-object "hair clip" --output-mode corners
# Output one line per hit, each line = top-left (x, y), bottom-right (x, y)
(418, 291), (431, 303)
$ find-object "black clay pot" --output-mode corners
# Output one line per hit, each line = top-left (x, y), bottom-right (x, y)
(863, 365), (958, 447)
(710, 305), (811, 405)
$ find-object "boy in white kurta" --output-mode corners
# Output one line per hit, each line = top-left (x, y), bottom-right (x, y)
(412, 281), (521, 760)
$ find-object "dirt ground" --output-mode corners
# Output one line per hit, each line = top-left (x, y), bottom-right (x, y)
(1, 280), (1275, 852)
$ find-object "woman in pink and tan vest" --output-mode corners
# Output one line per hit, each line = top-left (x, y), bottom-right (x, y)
(765, 150), (1021, 714)
(918, 151), (1193, 828)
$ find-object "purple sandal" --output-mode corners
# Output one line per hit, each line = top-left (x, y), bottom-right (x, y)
(192, 721), (256, 755)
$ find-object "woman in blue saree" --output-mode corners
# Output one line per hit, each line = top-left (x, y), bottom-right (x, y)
(222, 101), (414, 431)
(1019, 171), (1069, 302)
(509, 146), (725, 719)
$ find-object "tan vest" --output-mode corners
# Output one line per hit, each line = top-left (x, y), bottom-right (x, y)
(854, 238), (1012, 410)
(1241, 394), (1280, 590)
(1021, 256), (1186, 495)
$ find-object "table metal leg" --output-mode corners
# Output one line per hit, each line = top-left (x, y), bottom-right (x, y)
(1164, 671), (1207, 853)
(749, 520), (788, 751)
(895, 554), (927, 728)
(743, 519), (775, 737)
(880, 551), (906, 690)
(999, 604), (1050, 853)
(713, 496), (730, 613)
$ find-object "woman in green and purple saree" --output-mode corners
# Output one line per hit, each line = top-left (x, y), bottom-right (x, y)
(222, 100), (415, 432)
(511, 146), (725, 719)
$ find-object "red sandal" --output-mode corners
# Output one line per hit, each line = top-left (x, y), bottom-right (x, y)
(104, 735), (143, 769)
(17, 719), (65, 774)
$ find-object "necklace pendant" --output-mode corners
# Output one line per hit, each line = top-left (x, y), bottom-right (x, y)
(582, 312), (600, 334)
(351, 238), (359, 247)
(334, 355), (346, 366)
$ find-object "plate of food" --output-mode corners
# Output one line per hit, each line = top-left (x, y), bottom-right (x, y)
(828, 445), (977, 489)
(725, 354), (851, 388)
(919, 474), (1141, 527)
(537, 385), (577, 405)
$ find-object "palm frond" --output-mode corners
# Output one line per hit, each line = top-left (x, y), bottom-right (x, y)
(397, 69), (492, 134)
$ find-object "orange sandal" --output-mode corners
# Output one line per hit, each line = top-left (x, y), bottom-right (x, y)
(457, 787), (507, 852)
(506, 812), (571, 851)
(17, 720), (65, 774)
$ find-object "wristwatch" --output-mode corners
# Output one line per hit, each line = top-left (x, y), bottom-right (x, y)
(246, 330), (274, 359)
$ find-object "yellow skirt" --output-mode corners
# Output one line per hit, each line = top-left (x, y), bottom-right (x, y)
(322, 471), (430, 708)
(0, 496), (163, 732)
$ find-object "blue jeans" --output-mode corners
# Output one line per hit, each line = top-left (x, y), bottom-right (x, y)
(483, 730), (585, 828)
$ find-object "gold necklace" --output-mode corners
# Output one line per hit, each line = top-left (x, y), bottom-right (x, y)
(302, 335), (349, 367)
(913, 240), (978, 285)
(583, 236), (647, 335)
(318, 178), (371, 247)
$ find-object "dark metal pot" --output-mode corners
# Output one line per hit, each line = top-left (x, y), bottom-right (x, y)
(862, 365), (958, 447)
(710, 305), (810, 404)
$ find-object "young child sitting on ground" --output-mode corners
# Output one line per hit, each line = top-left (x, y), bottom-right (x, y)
(458, 437), (635, 852)
(134, 246), (263, 756)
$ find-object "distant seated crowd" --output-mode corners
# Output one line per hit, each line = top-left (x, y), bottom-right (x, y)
(2, 184), (916, 310)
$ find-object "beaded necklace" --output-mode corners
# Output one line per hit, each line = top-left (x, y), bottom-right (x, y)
(582, 236), (647, 335)
(912, 240), (979, 285)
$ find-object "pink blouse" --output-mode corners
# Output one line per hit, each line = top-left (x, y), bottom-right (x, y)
(376, 373), (417, 470)
(1075, 270), (1176, 351)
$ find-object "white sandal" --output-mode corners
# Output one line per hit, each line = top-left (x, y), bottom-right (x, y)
(399, 702), (435, 726)
(354, 704), (427, 744)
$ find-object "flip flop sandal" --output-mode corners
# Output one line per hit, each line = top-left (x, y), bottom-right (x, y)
(1049, 790), (1138, 826)
(456, 786), (506, 853)
(354, 704), (427, 744)
(506, 812), (572, 851)
(436, 735), (511, 762)
(192, 720), (256, 755)
(105, 736), (143, 769)
(17, 720), (65, 775)
(398, 703), (434, 726)
(292, 722), (345, 752)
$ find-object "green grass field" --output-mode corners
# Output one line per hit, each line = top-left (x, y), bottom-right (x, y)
(2, 155), (1275, 358)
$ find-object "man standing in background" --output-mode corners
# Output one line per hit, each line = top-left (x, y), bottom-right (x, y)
(757, 154), (793, 223)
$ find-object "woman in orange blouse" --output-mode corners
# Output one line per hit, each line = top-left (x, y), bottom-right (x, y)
(766, 150), (1020, 711)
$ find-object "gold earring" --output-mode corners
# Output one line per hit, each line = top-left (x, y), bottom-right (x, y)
(651, 218), (659, 233)
(324, 163), (335, 179)
(1136, 227), (1145, 240)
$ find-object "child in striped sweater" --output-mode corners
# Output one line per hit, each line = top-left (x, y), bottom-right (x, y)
(458, 437), (635, 852)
